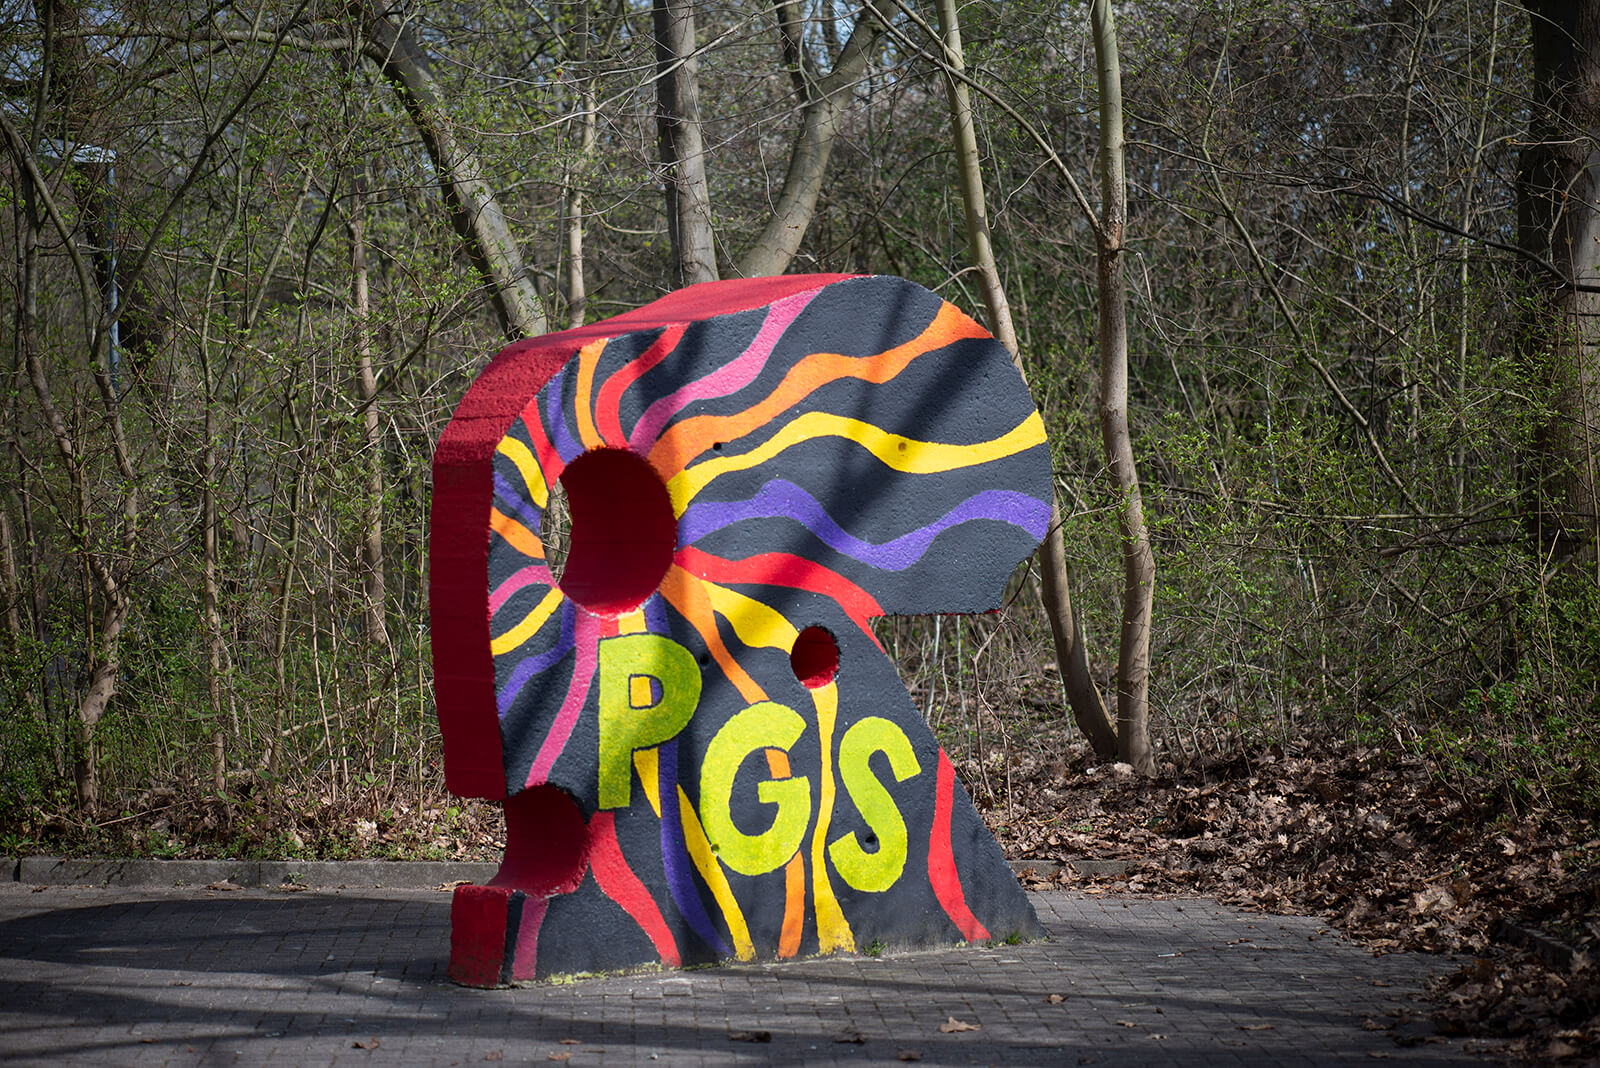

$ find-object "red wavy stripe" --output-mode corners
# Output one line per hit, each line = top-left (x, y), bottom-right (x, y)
(595, 323), (687, 449)
(928, 750), (990, 943)
(674, 545), (885, 641)
(589, 811), (682, 968)
(518, 396), (566, 488)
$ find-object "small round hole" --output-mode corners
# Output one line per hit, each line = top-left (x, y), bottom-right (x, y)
(790, 626), (839, 689)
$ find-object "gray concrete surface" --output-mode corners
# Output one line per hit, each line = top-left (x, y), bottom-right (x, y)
(0, 882), (1490, 1066)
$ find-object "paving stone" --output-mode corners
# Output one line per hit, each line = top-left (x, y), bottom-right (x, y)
(0, 885), (1489, 1066)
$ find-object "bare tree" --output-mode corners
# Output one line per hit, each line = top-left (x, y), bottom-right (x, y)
(1090, 0), (1155, 774)
(734, 0), (895, 277)
(1518, 0), (1600, 562)
(926, 0), (1120, 759)
(354, 2), (548, 337)
(654, 0), (718, 285)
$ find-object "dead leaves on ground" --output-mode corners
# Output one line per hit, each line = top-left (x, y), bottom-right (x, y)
(983, 730), (1599, 1062)
(938, 1016), (981, 1033)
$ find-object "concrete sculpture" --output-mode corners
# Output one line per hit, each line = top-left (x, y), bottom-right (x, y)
(430, 274), (1051, 985)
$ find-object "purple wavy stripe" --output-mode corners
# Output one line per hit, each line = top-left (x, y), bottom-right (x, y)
(544, 368), (583, 462)
(493, 470), (545, 536)
(496, 600), (575, 718)
(644, 593), (668, 633)
(678, 481), (1050, 572)
(658, 740), (732, 956)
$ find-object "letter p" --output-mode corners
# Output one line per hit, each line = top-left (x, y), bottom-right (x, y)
(597, 633), (701, 809)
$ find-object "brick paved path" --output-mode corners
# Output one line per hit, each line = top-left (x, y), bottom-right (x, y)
(0, 884), (1488, 1066)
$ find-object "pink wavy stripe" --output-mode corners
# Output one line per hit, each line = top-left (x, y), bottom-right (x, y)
(525, 611), (599, 787)
(510, 895), (547, 982)
(627, 288), (820, 451)
(488, 563), (556, 617)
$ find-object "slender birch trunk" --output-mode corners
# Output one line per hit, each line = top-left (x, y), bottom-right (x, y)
(934, 0), (1117, 757)
(349, 174), (391, 650)
(1091, 0), (1156, 774)
(566, 2), (597, 326)
(654, 0), (718, 285)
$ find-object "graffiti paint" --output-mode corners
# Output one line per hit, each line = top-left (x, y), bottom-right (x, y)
(430, 274), (1051, 984)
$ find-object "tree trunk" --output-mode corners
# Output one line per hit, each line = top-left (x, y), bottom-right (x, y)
(654, 0), (718, 285)
(354, 2), (547, 338)
(10, 141), (136, 811)
(1518, 0), (1600, 561)
(933, 0), (1118, 758)
(565, 1), (597, 326)
(1091, 0), (1156, 775)
(350, 174), (391, 649)
(734, 0), (893, 278)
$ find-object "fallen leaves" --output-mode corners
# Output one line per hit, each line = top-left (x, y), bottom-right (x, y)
(984, 731), (1600, 1061)
(938, 1017), (980, 1033)
(351, 1037), (380, 1050)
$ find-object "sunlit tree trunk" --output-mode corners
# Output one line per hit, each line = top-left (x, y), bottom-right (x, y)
(354, 1), (547, 337)
(1091, 0), (1156, 775)
(654, 0), (718, 285)
(734, 0), (893, 278)
(349, 172), (391, 650)
(565, 1), (598, 326)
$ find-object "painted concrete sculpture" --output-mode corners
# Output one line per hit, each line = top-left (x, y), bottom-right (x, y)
(430, 274), (1052, 985)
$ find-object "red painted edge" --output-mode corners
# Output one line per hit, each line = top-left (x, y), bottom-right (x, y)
(448, 883), (516, 987)
(429, 275), (864, 799)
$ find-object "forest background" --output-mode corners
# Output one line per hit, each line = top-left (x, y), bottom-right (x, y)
(1, 0), (1597, 911)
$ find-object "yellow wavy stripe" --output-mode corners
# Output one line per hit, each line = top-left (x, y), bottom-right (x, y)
(489, 506), (544, 561)
(677, 785), (755, 961)
(633, 748), (662, 819)
(574, 338), (608, 450)
(650, 302), (986, 477)
(668, 410), (1048, 512)
(808, 682), (853, 953)
(702, 581), (798, 653)
(658, 566), (765, 704)
(489, 587), (564, 656)
(494, 435), (548, 509)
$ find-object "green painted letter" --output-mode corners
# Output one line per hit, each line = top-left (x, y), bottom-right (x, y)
(828, 716), (920, 892)
(597, 633), (700, 809)
(700, 702), (812, 876)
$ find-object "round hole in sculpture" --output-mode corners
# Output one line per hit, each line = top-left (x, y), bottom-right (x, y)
(790, 626), (840, 689)
(555, 448), (676, 616)
(492, 784), (589, 896)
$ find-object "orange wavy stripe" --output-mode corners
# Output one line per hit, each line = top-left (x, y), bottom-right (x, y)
(657, 564), (765, 704)
(489, 506), (543, 560)
(649, 303), (985, 475)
